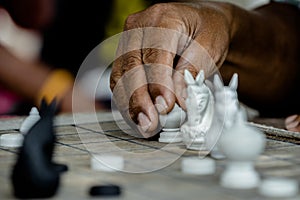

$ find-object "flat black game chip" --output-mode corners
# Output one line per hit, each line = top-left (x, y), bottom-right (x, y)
(89, 185), (121, 197)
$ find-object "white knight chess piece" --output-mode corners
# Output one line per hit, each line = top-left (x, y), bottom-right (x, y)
(213, 73), (241, 129)
(181, 70), (214, 150)
(209, 73), (241, 159)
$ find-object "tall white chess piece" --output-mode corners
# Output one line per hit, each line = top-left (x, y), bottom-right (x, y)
(219, 110), (266, 189)
(214, 73), (241, 129)
(181, 70), (214, 150)
(209, 74), (241, 159)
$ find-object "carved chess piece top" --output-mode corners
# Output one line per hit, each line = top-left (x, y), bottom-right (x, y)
(181, 70), (214, 150)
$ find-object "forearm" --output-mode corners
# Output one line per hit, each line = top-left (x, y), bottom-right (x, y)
(0, 45), (51, 101)
(180, 1), (300, 109)
(220, 2), (300, 104)
(0, 45), (100, 113)
(228, 2), (300, 71)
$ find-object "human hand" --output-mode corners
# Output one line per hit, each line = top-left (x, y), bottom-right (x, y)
(285, 115), (300, 132)
(110, 2), (235, 138)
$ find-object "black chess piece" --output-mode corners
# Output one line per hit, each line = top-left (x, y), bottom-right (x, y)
(89, 185), (121, 197)
(11, 99), (68, 198)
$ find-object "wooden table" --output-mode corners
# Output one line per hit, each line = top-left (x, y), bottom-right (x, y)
(0, 112), (300, 199)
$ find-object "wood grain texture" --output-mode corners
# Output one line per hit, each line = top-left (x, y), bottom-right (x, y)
(0, 112), (299, 199)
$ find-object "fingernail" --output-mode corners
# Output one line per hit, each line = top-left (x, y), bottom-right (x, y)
(286, 120), (300, 129)
(155, 96), (168, 113)
(285, 115), (298, 124)
(138, 112), (151, 132)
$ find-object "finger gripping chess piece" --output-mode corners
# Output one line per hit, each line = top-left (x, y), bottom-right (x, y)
(11, 100), (68, 198)
(159, 103), (186, 143)
(181, 70), (214, 150)
(219, 111), (266, 189)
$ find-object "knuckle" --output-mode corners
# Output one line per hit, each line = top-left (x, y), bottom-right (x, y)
(110, 80), (115, 91)
(148, 3), (170, 14)
(122, 52), (142, 72)
(110, 63), (123, 91)
(178, 66), (198, 78)
(124, 14), (135, 25)
(124, 13), (140, 29)
(143, 48), (160, 62)
(109, 75), (118, 91)
(125, 3), (173, 29)
(143, 49), (175, 66)
(110, 75), (121, 92)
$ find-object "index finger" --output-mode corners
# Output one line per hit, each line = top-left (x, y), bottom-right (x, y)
(111, 29), (159, 138)
(141, 27), (189, 112)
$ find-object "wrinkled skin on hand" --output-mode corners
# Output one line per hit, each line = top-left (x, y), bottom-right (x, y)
(111, 2), (300, 137)
(110, 2), (233, 138)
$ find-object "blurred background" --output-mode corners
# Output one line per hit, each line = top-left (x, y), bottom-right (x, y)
(0, 0), (269, 116)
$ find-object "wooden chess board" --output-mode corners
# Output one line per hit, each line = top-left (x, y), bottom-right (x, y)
(0, 112), (300, 199)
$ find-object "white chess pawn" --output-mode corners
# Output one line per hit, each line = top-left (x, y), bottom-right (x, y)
(20, 107), (41, 134)
(219, 112), (266, 189)
(159, 103), (186, 143)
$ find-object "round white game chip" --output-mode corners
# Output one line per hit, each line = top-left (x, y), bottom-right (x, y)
(259, 178), (299, 198)
(0, 133), (24, 148)
(91, 155), (124, 172)
(181, 157), (216, 175)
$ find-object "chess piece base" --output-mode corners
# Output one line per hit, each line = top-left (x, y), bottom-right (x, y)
(183, 133), (206, 151)
(210, 146), (226, 160)
(186, 139), (206, 151)
(159, 129), (182, 143)
(220, 161), (260, 189)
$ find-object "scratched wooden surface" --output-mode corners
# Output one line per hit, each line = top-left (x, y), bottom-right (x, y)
(0, 112), (300, 200)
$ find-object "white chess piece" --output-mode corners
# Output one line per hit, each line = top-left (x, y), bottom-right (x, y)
(20, 107), (41, 134)
(0, 133), (24, 148)
(181, 70), (214, 150)
(214, 73), (240, 129)
(209, 74), (240, 159)
(159, 103), (186, 143)
(219, 111), (266, 189)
